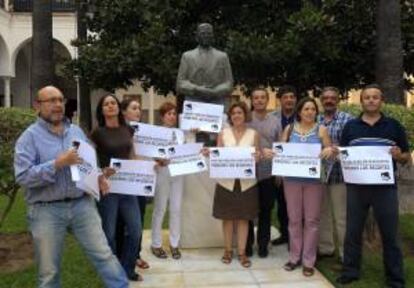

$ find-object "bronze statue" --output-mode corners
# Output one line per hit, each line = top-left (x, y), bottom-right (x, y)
(176, 23), (234, 105)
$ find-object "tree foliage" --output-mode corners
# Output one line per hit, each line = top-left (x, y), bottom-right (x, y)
(68, 0), (414, 97)
(0, 108), (36, 228)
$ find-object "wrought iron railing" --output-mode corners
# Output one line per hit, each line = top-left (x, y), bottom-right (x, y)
(13, 0), (76, 12)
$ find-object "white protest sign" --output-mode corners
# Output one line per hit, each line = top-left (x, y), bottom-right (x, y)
(70, 139), (100, 200)
(168, 143), (207, 177)
(131, 122), (184, 159)
(339, 146), (394, 184)
(109, 159), (157, 196)
(81, 169), (101, 201)
(209, 147), (256, 179)
(271, 143), (321, 179)
(179, 101), (224, 133)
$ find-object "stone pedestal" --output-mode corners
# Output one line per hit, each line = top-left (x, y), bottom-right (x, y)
(180, 171), (223, 248)
(180, 132), (223, 248)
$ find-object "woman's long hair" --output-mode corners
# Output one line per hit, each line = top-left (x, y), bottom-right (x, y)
(95, 93), (127, 127)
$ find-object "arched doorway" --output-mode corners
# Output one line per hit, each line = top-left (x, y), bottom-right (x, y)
(12, 38), (76, 116)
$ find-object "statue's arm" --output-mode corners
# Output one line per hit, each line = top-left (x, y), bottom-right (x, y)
(176, 54), (199, 97)
(208, 55), (234, 98)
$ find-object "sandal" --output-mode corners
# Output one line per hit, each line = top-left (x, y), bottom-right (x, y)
(238, 254), (252, 268)
(170, 246), (182, 260)
(136, 258), (150, 269)
(283, 261), (301, 271)
(221, 250), (233, 264)
(151, 246), (168, 259)
(302, 266), (315, 277)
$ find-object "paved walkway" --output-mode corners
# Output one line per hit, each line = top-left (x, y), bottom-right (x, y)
(131, 230), (334, 288)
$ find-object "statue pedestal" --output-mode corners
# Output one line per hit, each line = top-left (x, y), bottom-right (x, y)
(180, 133), (223, 248)
(180, 171), (223, 248)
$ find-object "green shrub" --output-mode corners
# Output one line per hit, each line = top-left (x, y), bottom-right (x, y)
(341, 104), (414, 150)
(0, 107), (37, 228)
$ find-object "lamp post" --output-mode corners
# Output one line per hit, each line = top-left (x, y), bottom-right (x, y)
(72, 68), (81, 124)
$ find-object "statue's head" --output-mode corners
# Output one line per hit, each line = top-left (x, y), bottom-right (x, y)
(196, 23), (214, 48)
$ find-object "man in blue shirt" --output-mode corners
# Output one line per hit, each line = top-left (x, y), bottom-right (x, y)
(271, 85), (297, 245)
(14, 86), (129, 288)
(336, 84), (410, 288)
(318, 87), (353, 261)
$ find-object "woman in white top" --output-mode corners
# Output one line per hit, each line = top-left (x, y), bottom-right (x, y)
(212, 102), (260, 268)
(151, 102), (184, 260)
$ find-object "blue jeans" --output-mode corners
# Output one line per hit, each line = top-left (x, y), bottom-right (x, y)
(342, 184), (405, 288)
(98, 194), (141, 278)
(28, 196), (128, 288)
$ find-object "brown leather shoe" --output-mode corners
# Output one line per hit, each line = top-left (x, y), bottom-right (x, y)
(302, 266), (315, 277)
(151, 246), (168, 259)
(283, 261), (301, 271)
(170, 246), (182, 260)
(238, 254), (252, 268)
(221, 250), (233, 264)
(136, 258), (150, 269)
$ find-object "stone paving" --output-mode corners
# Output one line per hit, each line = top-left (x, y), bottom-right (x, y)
(130, 230), (334, 288)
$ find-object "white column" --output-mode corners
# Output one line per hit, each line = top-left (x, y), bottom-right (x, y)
(4, 76), (11, 107)
(4, 0), (9, 11)
(149, 87), (155, 124)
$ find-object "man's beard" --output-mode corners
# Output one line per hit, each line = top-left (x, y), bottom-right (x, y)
(41, 113), (63, 125)
(324, 106), (336, 114)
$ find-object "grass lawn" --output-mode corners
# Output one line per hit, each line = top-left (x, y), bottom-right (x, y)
(316, 213), (414, 288)
(1, 193), (413, 287)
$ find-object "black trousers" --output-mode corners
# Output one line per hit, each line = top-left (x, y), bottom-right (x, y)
(342, 184), (404, 288)
(247, 177), (277, 248)
(276, 180), (289, 240)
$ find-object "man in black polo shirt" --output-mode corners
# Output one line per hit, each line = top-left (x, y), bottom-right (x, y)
(336, 84), (410, 288)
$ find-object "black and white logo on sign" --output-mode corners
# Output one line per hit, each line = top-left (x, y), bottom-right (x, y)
(112, 162), (122, 170)
(244, 168), (253, 177)
(196, 161), (205, 169)
(274, 144), (283, 153)
(380, 171), (391, 181)
(340, 150), (349, 159)
(211, 149), (220, 157)
(309, 167), (317, 176)
(158, 148), (166, 156)
(184, 103), (192, 111)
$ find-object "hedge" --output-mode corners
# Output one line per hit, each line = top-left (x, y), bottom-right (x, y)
(341, 103), (414, 150)
(0, 107), (36, 228)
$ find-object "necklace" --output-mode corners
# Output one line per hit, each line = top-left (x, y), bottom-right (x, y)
(296, 123), (317, 142)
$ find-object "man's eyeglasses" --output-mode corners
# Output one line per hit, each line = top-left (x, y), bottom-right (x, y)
(37, 98), (67, 105)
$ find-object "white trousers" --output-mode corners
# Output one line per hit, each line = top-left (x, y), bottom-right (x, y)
(151, 167), (184, 248)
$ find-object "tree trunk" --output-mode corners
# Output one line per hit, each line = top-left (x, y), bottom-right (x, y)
(31, 0), (54, 101)
(375, 0), (404, 104)
(76, 0), (92, 131)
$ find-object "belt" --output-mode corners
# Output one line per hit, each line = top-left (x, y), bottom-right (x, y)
(35, 195), (85, 205)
